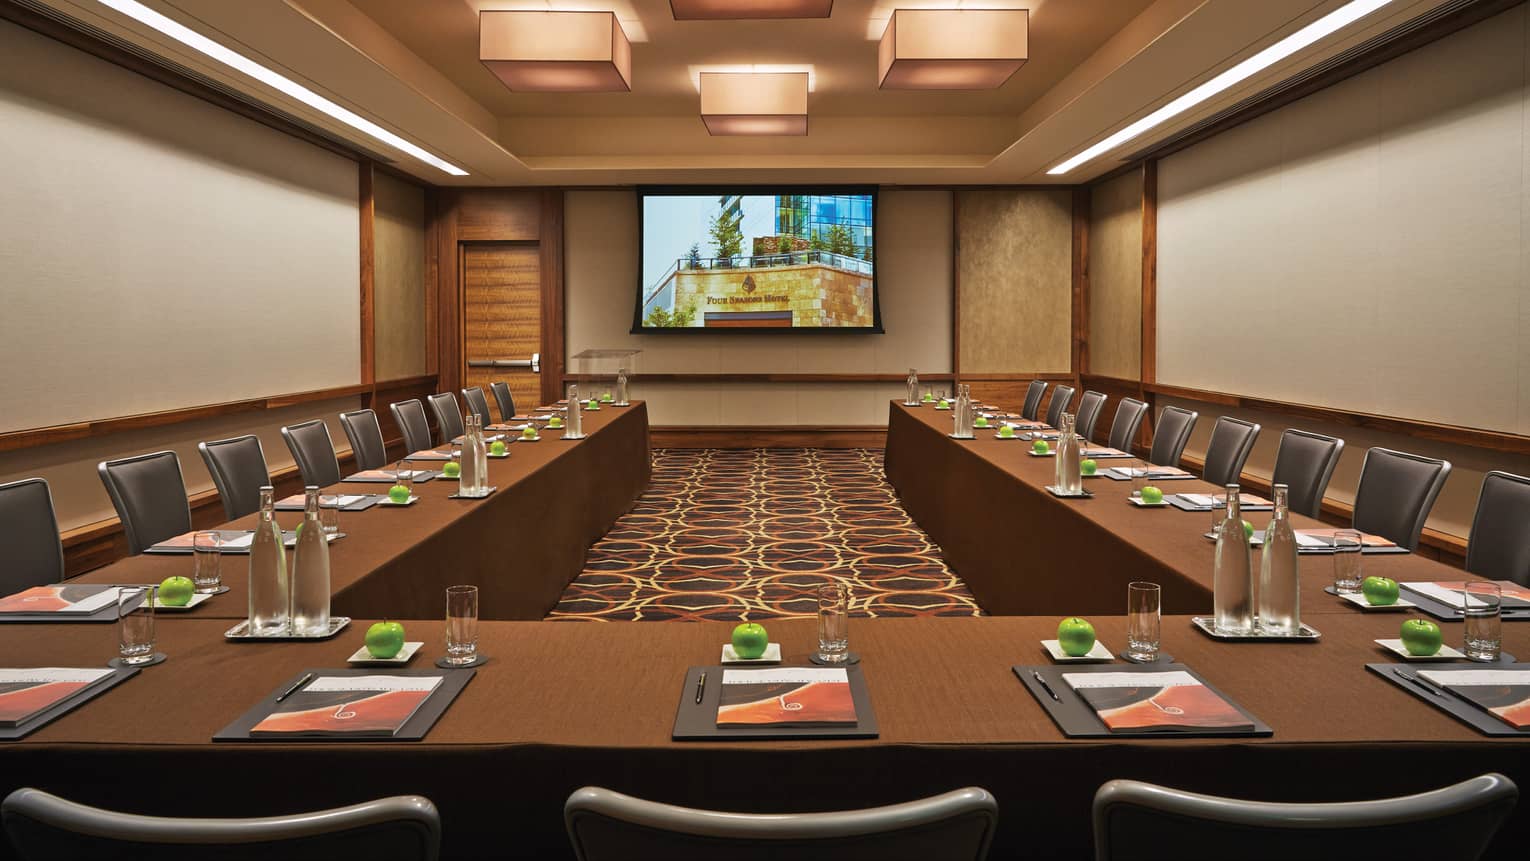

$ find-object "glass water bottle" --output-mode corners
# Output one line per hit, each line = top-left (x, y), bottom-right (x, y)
(1056, 413), (1082, 494)
(615, 367), (629, 406)
(247, 486), (289, 636)
(1213, 484), (1255, 634)
(906, 369), (919, 405)
(460, 414), (482, 496)
(289, 486), (331, 637)
(1258, 484), (1301, 635)
(565, 385), (584, 439)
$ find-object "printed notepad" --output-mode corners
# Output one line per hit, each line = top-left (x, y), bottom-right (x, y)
(0, 668), (116, 727)
(250, 675), (442, 737)
(1062, 671), (1254, 733)
(1418, 669), (1530, 730)
(0, 585), (120, 615)
(716, 668), (857, 727)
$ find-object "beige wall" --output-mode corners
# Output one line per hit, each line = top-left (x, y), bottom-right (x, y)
(956, 189), (1073, 374)
(565, 188), (954, 426)
(1087, 169), (1142, 379)
(0, 400), (361, 533)
(374, 172), (428, 380)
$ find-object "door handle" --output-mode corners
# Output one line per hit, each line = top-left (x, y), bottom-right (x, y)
(468, 353), (541, 372)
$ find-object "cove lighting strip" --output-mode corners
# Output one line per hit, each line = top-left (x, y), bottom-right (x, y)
(1046, 0), (1396, 175)
(95, 0), (469, 176)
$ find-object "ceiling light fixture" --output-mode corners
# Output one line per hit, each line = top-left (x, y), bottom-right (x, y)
(878, 9), (1028, 90)
(670, 0), (833, 19)
(699, 72), (809, 136)
(1046, 0), (1397, 175)
(479, 11), (632, 93)
(92, 0), (468, 176)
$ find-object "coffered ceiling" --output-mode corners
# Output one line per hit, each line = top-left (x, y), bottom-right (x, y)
(23, 0), (1466, 185)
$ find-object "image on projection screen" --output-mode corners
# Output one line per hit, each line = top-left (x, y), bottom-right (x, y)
(635, 189), (880, 331)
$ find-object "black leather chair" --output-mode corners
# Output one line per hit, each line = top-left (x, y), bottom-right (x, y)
(1044, 384), (1077, 430)
(390, 399), (434, 454)
(1020, 380), (1048, 422)
(280, 420), (341, 488)
(97, 451), (191, 555)
(339, 410), (389, 472)
(1107, 398), (1149, 453)
(490, 381), (517, 423)
(1352, 447), (1452, 551)
(1075, 391), (1107, 442)
(1270, 429), (1344, 518)
(0, 478), (64, 593)
(197, 435), (272, 521)
(1092, 774), (1516, 861)
(427, 392), (465, 445)
(1466, 471), (1530, 585)
(2, 788), (441, 861)
(1200, 417), (1261, 487)
(1147, 406), (1198, 468)
(565, 786), (997, 861)
(461, 386), (494, 427)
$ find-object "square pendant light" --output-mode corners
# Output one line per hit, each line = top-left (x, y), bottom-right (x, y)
(699, 72), (809, 135)
(878, 9), (1028, 90)
(670, 0), (833, 19)
(479, 11), (632, 92)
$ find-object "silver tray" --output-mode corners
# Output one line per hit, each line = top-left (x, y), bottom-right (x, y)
(1191, 616), (1321, 642)
(224, 617), (351, 641)
(1045, 485), (1093, 499)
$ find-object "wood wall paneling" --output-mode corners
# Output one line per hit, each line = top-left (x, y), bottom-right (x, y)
(540, 189), (566, 406)
(1086, 168), (1144, 379)
(359, 160), (376, 385)
(1140, 161), (1158, 386)
(1071, 187), (1090, 377)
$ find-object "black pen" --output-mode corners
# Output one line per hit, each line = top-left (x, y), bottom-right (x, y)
(1395, 668), (1445, 698)
(1032, 670), (1061, 702)
(695, 672), (707, 704)
(276, 672), (314, 703)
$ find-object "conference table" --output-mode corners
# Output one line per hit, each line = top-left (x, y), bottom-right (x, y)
(2, 614), (1529, 859)
(68, 401), (652, 621)
(884, 400), (1475, 617)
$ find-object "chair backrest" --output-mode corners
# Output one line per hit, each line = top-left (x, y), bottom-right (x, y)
(461, 387), (494, 427)
(1, 788), (441, 861)
(1092, 774), (1517, 861)
(0, 479), (64, 592)
(390, 399), (434, 455)
(490, 381), (517, 423)
(280, 420), (341, 488)
(427, 392), (465, 445)
(339, 410), (389, 472)
(1467, 471), (1530, 585)
(197, 435), (271, 521)
(97, 451), (191, 555)
(1020, 380), (1049, 421)
(1270, 429), (1344, 518)
(1200, 417), (1261, 488)
(565, 786), (997, 861)
(1148, 406), (1198, 467)
(1107, 398), (1149, 453)
(1353, 447), (1452, 551)
(1075, 391), (1107, 442)
(1045, 384), (1077, 430)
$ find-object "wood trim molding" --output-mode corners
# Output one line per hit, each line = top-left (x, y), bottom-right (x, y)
(540, 189), (566, 406)
(958, 372), (1077, 382)
(1072, 186), (1091, 377)
(566, 373), (957, 384)
(1139, 160), (1158, 386)
(951, 188), (962, 379)
(652, 426), (888, 449)
(1146, 382), (1530, 456)
(359, 160), (376, 385)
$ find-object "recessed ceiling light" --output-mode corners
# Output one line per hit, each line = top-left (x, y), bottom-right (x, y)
(671, 0), (833, 19)
(92, 0), (468, 176)
(1046, 0), (1397, 175)
(699, 72), (809, 136)
(878, 9), (1028, 90)
(479, 11), (632, 93)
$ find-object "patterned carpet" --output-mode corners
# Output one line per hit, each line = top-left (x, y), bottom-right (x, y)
(547, 449), (983, 621)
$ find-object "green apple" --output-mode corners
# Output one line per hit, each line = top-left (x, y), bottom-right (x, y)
(490, 440), (507, 456)
(442, 461), (461, 478)
(1080, 459), (1098, 476)
(586, 399), (599, 410)
(157, 575), (194, 607)
(1057, 617), (1096, 657)
(975, 416), (989, 428)
(548, 416), (564, 428)
(1400, 618), (1443, 656)
(387, 484), (411, 504)
(999, 426), (1016, 439)
(1032, 439), (1050, 454)
(1243, 520), (1254, 541)
(600, 392), (613, 403)
(936, 401), (950, 410)
(522, 425), (538, 439)
(731, 622), (769, 660)
(1140, 486), (1164, 504)
(1362, 576), (1400, 606)
(365, 620), (406, 659)
(922, 392), (934, 403)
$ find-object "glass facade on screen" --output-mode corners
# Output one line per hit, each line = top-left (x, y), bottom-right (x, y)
(717, 193), (874, 256)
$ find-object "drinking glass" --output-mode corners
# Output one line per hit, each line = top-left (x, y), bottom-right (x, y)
(1126, 581), (1161, 662)
(1209, 497), (1227, 533)
(1332, 530), (1363, 593)
(393, 459), (414, 498)
(816, 582), (850, 664)
(319, 494), (342, 535)
(1130, 460), (1153, 499)
(118, 586), (157, 665)
(191, 531), (222, 593)
(445, 585), (479, 665)
(1463, 581), (1502, 662)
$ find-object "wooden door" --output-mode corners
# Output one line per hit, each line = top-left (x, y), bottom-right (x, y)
(463, 243), (542, 413)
